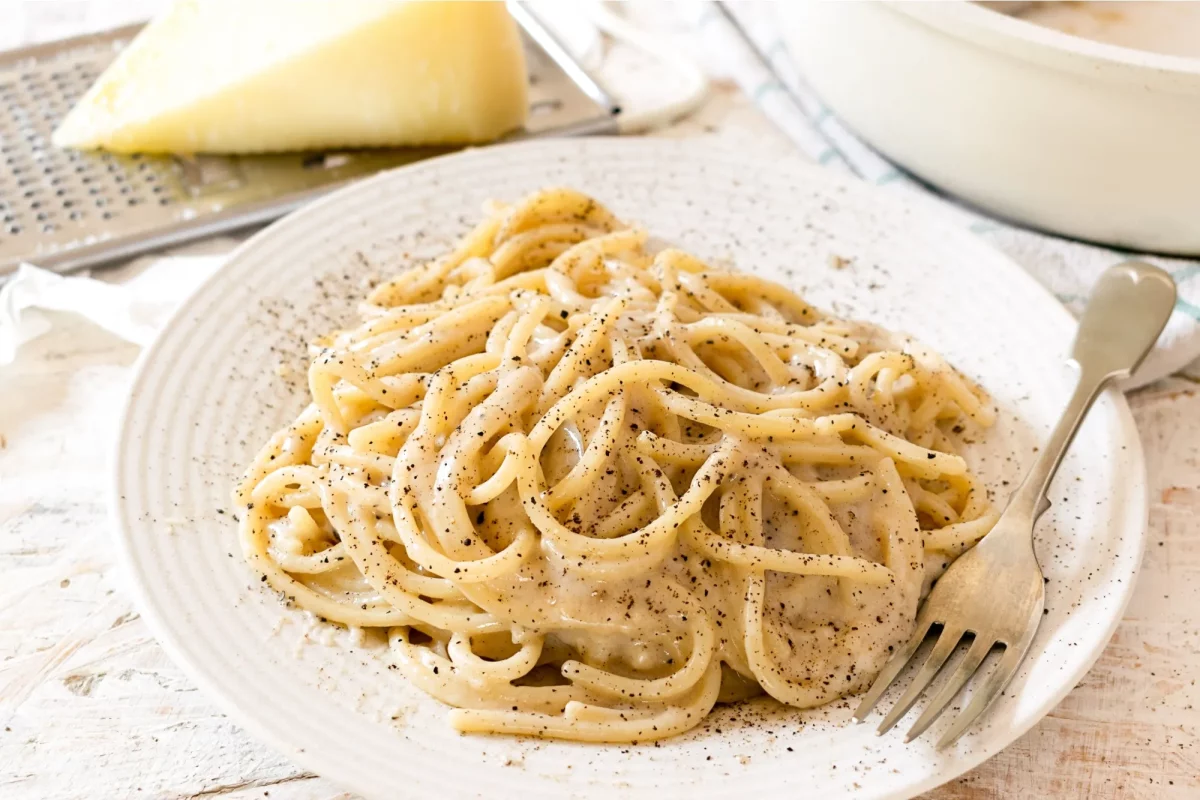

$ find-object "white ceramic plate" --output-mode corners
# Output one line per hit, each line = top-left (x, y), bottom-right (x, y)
(112, 138), (1145, 800)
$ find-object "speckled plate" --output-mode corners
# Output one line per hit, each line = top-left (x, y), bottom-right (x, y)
(111, 138), (1146, 800)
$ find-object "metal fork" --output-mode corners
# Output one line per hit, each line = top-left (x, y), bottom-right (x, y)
(854, 261), (1177, 748)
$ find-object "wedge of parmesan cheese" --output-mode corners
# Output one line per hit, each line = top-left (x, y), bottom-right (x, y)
(53, 0), (529, 154)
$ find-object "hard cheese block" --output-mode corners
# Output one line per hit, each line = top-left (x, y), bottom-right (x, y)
(53, 0), (529, 154)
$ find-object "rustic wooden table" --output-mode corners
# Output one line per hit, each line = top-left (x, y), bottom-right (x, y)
(2, 3), (1198, 798)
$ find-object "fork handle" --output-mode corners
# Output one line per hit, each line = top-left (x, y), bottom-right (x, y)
(1004, 262), (1176, 525)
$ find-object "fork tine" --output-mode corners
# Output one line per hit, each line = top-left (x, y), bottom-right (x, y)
(853, 614), (936, 722)
(903, 636), (995, 742)
(936, 634), (1035, 749)
(876, 626), (964, 735)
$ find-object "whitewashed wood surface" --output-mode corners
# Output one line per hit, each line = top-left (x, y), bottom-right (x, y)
(2, 3), (1199, 798)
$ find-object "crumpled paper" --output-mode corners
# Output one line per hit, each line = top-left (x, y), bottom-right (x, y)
(0, 257), (223, 364)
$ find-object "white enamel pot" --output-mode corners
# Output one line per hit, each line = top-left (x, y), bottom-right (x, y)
(780, 1), (1200, 254)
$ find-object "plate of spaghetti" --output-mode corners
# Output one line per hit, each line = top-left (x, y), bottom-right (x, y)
(112, 138), (1145, 799)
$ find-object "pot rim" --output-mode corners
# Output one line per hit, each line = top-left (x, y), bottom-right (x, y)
(887, 1), (1200, 89)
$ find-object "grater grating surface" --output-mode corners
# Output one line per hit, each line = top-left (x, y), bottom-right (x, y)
(0, 18), (617, 276)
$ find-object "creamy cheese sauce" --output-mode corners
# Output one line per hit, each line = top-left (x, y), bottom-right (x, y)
(1012, 1), (1200, 59)
(233, 188), (998, 742)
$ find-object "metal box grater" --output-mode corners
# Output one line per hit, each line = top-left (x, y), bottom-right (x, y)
(0, 8), (619, 277)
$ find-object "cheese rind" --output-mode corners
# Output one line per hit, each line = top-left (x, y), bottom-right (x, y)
(53, 0), (529, 154)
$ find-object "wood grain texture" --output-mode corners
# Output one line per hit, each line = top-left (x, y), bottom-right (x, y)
(2, 4), (1199, 798)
